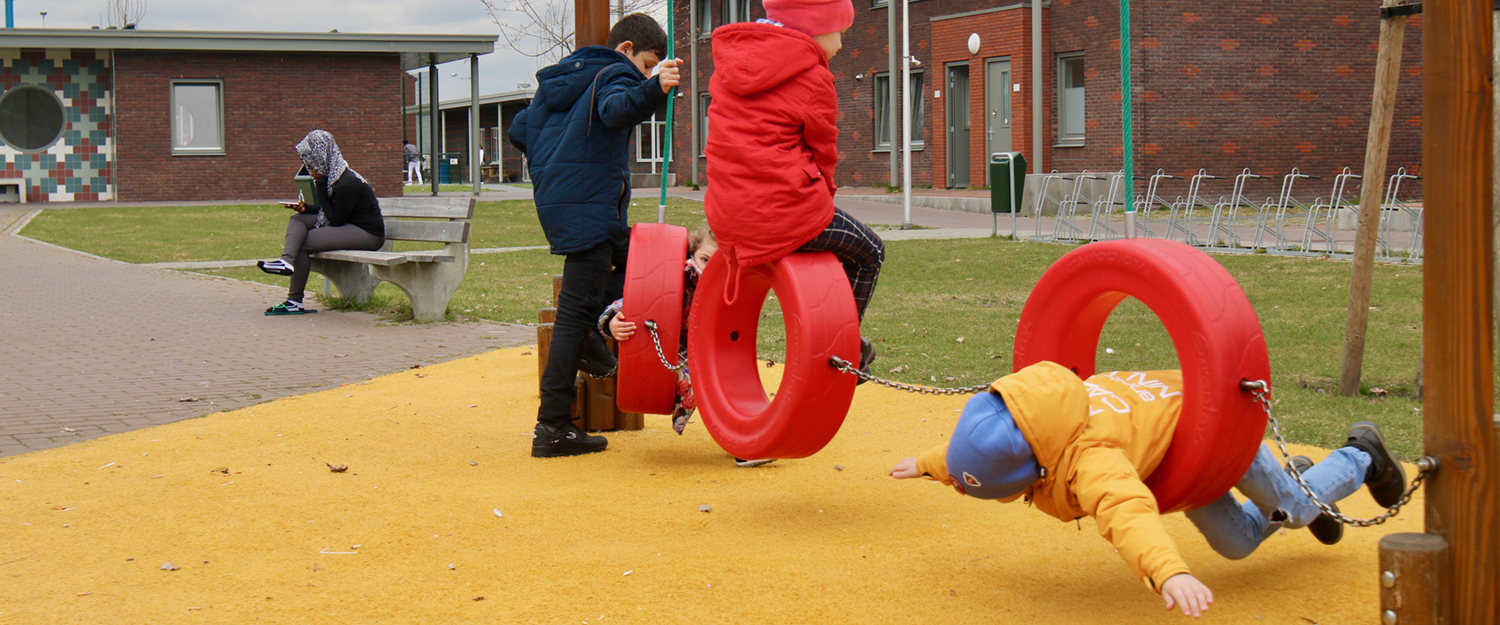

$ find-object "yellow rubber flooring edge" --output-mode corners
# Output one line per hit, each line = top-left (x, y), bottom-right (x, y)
(0, 345), (1418, 624)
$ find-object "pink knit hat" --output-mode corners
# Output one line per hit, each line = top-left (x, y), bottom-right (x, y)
(763, 0), (854, 37)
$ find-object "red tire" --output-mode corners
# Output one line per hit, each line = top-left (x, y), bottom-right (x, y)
(1012, 239), (1271, 513)
(617, 223), (690, 415)
(688, 252), (861, 459)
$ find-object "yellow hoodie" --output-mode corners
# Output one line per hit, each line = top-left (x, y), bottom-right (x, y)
(916, 361), (1190, 592)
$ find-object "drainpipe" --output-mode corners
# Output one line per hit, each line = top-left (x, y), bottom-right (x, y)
(888, 0), (896, 188)
(1032, 0), (1043, 176)
(690, 0), (698, 187)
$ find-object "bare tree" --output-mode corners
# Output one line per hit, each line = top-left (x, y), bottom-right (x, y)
(480, 0), (669, 66)
(101, 0), (147, 28)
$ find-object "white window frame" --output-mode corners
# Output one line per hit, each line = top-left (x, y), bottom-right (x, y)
(1056, 52), (1086, 147)
(873, 71), (924, 151)
(170, 79), (226, 156)
(636, 114), (666, 171)
(724, 0), (750, 23)
(697, 0), (714, 37)
(698, 92), (711, 157)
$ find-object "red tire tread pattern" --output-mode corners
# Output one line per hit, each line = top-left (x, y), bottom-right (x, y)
(688, 252), (861, 459)
(1012, 239), (1271, 513)
(617, 223), (689, 415)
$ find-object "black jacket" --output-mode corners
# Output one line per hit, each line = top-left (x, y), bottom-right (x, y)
(313, 172), (384, 238)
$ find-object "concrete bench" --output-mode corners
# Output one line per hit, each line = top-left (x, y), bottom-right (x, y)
(309, 196), (474, 322)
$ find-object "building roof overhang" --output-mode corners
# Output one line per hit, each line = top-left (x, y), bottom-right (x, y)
(0, 28), (496, 70)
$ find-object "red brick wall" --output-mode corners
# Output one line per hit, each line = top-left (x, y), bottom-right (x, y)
(114, 51), (404, 202)
(670, 0), (1421, 195)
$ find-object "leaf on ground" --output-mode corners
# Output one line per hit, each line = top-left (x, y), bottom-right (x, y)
(325, 463), (348, 473)
(178, 397), (198, 403)
(889, 365), (906, 373)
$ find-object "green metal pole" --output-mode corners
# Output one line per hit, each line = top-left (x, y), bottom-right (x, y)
(1121, 0), (1135, 238)
(657, 0), (676, 223)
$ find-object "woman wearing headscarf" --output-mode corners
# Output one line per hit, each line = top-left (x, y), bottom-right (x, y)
(257, 130), (385, 315)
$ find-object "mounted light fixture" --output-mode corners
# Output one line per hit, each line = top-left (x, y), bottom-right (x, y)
(968, 33), (981, 55)
(855, 73), (865, 81)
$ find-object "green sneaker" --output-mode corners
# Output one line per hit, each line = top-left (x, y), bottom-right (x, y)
(265, 300), (316, 316)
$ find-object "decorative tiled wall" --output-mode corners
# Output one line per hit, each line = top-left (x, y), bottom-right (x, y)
(0, 48), (112, 202)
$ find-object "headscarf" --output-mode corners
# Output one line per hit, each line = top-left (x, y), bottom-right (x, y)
(295, 129), (367, 227)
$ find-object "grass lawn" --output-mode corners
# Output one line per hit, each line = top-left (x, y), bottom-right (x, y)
(195, 235), (1430, 459)
(18, 198), (707, 263)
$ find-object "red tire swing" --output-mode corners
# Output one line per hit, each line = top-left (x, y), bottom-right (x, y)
(1012, 239), (1271, 513)
(687, 252), (862, 459)
(616, 223), (690, 415)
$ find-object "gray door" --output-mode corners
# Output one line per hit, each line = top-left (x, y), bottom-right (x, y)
(985, 58), (1012, 187)
(946, 64), (970, 189)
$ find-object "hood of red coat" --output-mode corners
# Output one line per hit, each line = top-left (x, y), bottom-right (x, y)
(711, 22), (827, 97)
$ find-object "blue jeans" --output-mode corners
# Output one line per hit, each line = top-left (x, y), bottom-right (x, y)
(1184, 444), (1370, 560)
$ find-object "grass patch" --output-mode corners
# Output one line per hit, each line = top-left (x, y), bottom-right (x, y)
(21, 198), (708, 264)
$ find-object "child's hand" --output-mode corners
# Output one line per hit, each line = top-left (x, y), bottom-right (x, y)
(1161, 574), (1213, 618)
(658, 59), (682, 93)
(889, 457), (920, 479)
(609, 314), (637, 341)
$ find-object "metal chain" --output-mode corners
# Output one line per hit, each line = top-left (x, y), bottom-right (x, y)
(1245, 379), (1436, 527)
(828, 355), (992, 396)
(642, 320), (688, 373)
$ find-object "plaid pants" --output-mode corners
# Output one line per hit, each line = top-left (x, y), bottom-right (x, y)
(795, 208), (885, 320)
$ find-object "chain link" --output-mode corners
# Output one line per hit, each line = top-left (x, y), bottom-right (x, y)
(828, 355), (993, 396)
(1245, 379), (1435, 527)
(643, 320), (688, 373)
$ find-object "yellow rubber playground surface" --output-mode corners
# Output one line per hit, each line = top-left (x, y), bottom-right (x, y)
(0, 345), (1416, 623)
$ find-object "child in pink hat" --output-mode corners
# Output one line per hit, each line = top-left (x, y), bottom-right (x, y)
(704, 0), (883, 378)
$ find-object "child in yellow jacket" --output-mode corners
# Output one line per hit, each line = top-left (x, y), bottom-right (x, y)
(890, 361), (1407, 618)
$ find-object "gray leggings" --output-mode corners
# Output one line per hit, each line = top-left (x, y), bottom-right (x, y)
(281, 212), (383, 302)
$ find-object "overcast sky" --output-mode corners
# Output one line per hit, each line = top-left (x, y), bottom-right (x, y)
(17, 0), (551, 98)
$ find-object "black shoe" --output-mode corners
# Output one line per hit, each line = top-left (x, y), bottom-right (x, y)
(578, 331), (618, 378)
(1343, 421), (1407, 508)
(857, 337), (876, 386)
(1288, 456), (1344, 546)
(531, 423), (608, 458)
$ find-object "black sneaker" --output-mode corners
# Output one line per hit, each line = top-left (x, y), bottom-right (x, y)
(857, 337), (876, 386)
(1288, 455), (1343, 546)
(578, 331), (618, 378)
(531, 422), (608, 458)
(1343, 421), (1407, 508)
(257, 259), (294, 276)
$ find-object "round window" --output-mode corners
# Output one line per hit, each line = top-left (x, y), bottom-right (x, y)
(0, 84), (66, 152)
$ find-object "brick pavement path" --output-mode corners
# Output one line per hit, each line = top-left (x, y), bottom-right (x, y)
(0, 208), (535, 457)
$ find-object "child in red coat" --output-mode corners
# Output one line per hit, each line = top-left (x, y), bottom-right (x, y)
(704, 0), (883, 376)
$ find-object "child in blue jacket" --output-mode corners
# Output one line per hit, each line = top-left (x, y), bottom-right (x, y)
(509, 14), (681, 458)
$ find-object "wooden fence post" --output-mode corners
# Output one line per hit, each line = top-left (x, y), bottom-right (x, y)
(1339, 0), (1408, 396)
(1420, 0), (1500, 622)
(1379, 533), (1450, 625)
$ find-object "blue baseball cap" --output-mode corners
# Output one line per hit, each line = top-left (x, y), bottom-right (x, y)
(945, 391), (1041, 500)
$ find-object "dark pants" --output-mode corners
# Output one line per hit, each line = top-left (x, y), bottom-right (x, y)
(281, 212), (384, 303)
(537, 233), (628, 428)
(795, 208), (885, 320)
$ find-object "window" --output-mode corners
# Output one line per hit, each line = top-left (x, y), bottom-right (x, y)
(0, 84), (65, 152)
(636, 114), (665, 163)
(171, 80), (225, 155)
(723, 0), (750, 23)
(1057, 53), (1085, 146)
(872, 0), (888, 6)
(873, 71), (924, 149)
(698, 92), (711, 157)
(697, 0), (713, 36)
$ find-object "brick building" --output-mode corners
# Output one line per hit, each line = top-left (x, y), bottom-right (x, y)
(0, 29), (493, 202)
(667, 0), (1423, 196)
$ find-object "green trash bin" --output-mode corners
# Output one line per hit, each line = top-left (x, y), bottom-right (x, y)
(989, 152), (1028, 237)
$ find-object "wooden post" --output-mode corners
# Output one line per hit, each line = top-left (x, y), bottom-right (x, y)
(1494, 4), (1500, 385)
(1338, 0), (1408, 396)
(536, 322), (554, 392)
(575, 0), (610, 49)
(1421, 0), (1500, 622)
(1379, 533), (1450, 625)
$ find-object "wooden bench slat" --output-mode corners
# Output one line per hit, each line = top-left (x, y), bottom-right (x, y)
(383, 220), (470, 244)
(378, 197), (476, 219)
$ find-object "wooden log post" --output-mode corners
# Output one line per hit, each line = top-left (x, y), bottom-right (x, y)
(538, 276), (644, 432)
(1338, 0), (1408, 397)
(1378, 533), (1450, 625)
(1421, 0), (1500, 622)
(575, 0), (610, 49)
